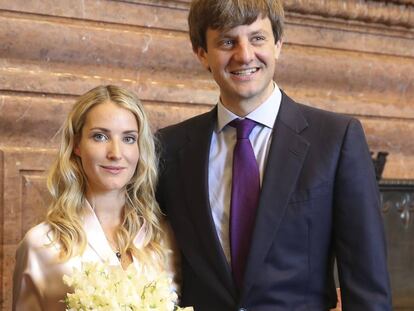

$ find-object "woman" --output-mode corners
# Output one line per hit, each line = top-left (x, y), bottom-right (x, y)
(13, 85), (176, 310)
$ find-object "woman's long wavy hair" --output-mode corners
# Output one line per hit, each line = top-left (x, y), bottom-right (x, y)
(46, 85), (164, 264)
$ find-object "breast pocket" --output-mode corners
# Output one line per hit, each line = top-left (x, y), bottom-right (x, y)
(285, 181), (334, 226)
(288, 181), (333, 205)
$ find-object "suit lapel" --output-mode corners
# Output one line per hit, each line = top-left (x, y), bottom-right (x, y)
(178, 108), (237, 299)
(242, 92), (310, 296)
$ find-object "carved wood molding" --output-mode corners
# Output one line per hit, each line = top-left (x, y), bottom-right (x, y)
(143, 0), (414, 29)
(283, 0), (414, 29)
(375, 0), (414, 5)
(118, 0), (190, 10)
(125, 0), (414, 29)
(5, 0), (412, 30)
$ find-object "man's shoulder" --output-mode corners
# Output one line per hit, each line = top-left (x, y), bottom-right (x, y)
(295, 101), (352, 124)
(281, 90), (347, 120)
(155, 108), (215, 153)
(283, 98), (367, 156)
(158, 109), (215, 137)
(155, 108), (215, 161)
(280, 91), (362, 142)
(287, 96), (357, 131)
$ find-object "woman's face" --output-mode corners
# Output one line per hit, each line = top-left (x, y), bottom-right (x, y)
(74, 101), (139, 196)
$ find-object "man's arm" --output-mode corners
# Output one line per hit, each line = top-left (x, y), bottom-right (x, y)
(333, 118), (392, 310)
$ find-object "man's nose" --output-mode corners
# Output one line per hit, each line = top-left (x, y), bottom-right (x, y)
(233, 40), (254, 64)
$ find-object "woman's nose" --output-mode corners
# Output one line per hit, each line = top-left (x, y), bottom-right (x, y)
(107, 140), (122, 160)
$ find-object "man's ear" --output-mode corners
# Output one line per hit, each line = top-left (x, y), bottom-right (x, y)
(196, 47), (211, 71)
(274, 39), (283, 60)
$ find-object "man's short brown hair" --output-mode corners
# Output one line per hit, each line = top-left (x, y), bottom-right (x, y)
(188, 0), (284, 52)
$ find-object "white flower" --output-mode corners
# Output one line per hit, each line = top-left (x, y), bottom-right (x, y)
(63, 261), (193, 311)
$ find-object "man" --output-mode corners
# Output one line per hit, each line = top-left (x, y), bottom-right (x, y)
(156, 0), (392, 310)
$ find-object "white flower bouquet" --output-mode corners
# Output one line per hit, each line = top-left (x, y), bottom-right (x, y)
(63, 261), (193, 311)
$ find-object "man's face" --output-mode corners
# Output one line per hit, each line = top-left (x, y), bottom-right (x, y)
(197, 16), (282, 111)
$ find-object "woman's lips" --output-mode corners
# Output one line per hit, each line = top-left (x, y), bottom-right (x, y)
(100, 165), (126, 174)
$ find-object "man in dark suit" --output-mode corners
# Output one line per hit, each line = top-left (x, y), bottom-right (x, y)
(156, 0), (392, 310)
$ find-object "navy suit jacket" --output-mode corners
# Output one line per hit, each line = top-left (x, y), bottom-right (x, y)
(156, 91), (392, 311)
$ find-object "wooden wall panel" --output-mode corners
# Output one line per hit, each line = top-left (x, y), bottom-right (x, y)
(0, 149), (55, 309)
(0, 11), (196, 75)
(0, 0), (189, 31)
(0, 93), (211, 147)
(0, 0), (413, 309)
(1, 94), (413, 178)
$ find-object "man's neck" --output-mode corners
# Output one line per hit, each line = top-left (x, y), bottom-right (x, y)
(220, 99), (262, 117)
(220, 82), (275, 117)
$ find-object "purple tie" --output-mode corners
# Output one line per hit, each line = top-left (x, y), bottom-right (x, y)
(229, 118), (260, 289)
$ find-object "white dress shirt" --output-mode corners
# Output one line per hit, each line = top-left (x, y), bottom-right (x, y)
(12, 201), (177, 311)
(208, 84), (282, 263)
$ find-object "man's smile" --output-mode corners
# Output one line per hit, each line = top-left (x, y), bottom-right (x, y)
(230, 67), (260, 76)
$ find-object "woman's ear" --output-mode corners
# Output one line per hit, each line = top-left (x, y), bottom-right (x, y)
(74, 142), (81, 157)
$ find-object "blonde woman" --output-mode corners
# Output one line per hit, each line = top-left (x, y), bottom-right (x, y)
(13, 85), (176, 310)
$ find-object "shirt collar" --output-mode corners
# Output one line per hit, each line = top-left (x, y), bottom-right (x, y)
(216, 82), (282, 132)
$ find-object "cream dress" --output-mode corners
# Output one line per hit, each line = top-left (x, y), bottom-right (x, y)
(12, 201), (177, 311)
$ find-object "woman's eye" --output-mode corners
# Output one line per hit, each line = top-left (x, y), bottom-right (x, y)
(123, 136), (137, 144)
(93, 133), (108, 142)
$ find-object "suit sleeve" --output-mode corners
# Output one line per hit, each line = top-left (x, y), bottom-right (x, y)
(155, 128), (168, 215)
(333, 118), (392, 310)
(13, 238), (43, 311)
(160, 219), (182, 297)
(334, 119), (392, 311)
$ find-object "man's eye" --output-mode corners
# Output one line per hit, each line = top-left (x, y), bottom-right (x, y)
(93, 133), (108, 142)
(123, 136), (137, 144)
(252, 36), (265, 42)
(220, 40), (234, 47)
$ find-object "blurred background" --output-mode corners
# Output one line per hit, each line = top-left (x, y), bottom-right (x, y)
(0, 0), (413, 309)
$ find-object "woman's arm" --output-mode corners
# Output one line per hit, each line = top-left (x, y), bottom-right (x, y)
(13, 236), (43, 311)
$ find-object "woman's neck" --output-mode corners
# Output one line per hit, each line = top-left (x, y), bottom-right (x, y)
(85, 189), (133, 269)
(86, 190), (125, 230)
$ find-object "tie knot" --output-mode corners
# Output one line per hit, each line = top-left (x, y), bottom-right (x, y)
(230, 118), (257, 139)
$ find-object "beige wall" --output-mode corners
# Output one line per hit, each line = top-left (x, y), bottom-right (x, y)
(1, 0), (413, 309)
